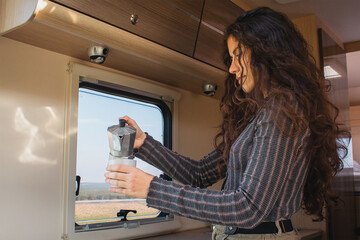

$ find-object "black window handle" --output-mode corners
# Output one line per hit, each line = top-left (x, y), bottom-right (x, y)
(76, 175), (81, 196)
(117, 209), (137, 221)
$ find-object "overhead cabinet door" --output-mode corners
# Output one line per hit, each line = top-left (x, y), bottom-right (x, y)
(194, 0), (244, 70)
(51, 0), (204, 56)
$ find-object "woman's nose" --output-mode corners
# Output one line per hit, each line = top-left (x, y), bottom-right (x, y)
(229, 60), (239, 75)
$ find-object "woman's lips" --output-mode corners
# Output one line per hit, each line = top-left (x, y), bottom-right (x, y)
(236, 75), (246, 84)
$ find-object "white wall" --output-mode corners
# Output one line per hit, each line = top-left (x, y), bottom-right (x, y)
(0, 36), (222, 240)
(0, 36), (68, 240)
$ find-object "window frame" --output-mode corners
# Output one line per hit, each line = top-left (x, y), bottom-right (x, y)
(74, 81), (173, 232)
(63, 62), (181, 240)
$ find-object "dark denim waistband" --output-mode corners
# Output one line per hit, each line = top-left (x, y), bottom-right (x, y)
(225, 219), (293, 235)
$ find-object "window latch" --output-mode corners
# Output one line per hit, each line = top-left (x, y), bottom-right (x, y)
(75, 175), (81, 196)
(117, 209), (137, 221)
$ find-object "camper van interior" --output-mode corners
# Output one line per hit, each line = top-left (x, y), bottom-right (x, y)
(1, 0), (360, 239)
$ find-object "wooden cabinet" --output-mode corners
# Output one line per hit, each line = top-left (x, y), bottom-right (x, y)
(51, 0), (244, 70)
(1, 0), (244, 98)
(51, 0), (204, 56)
(194, 0), (244, 70)
(1, 0), (227, 99)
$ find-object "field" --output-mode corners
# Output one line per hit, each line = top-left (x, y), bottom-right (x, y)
(77, 182), (128, 201)
(75, 182), (160, 224)
(75, 200), (160, 224)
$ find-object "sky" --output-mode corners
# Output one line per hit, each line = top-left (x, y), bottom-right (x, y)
(77, 88), (164, 183)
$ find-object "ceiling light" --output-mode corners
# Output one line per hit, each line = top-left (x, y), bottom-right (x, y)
(324, 65), (341, 79)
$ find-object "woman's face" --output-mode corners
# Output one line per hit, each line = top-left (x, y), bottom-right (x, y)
(227, 36), (255, 93)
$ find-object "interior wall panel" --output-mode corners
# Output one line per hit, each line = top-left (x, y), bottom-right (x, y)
(0, 36), (222, 239)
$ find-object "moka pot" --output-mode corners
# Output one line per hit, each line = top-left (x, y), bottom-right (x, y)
(107, 119), (137, 167)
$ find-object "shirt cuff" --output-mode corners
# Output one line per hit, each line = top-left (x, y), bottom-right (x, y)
(134, 133), (158, 158)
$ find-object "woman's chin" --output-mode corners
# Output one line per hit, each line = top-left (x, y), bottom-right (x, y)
(241, 84), (248, 92)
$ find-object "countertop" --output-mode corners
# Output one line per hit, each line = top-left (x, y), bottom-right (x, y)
(139, 227), (322, 240)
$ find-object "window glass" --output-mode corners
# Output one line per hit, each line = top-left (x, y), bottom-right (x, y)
(76, 87), (166, 226)
(337, 138), (353, 168)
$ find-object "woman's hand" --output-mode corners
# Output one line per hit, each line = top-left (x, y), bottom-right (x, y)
(105, 164), (155, 199)
(120, 116), (146, 149)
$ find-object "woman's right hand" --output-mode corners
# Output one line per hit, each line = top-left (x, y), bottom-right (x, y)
(119, 116), (146, 149)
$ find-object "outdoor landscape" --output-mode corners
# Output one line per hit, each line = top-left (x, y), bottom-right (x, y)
(75, 182), (159, 224)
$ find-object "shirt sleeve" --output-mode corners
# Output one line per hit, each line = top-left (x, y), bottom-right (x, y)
(145, 109), (310, 228)
(135, 134), (226, 188)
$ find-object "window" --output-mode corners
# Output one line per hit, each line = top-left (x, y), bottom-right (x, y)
(64, 64), (181, 240)
(337, 138), (353, 169)
(74, 81), (173, 232)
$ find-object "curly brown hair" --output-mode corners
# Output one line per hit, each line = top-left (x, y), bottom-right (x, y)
(214, 6), (350, 221)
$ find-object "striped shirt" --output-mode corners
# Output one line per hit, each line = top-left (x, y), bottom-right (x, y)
(135, 105), (311, 228)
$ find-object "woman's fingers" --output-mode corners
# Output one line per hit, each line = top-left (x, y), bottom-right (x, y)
(119, 116), (138, 129)
(118, 116), (146, 148)
(105, 165), (130, 189)
(105, 164), (154, 199)
(105, 165), (138, 190)
(105, 171), (125, 180)
(105, 177), (126, 188)
(109, 187), (126, 194)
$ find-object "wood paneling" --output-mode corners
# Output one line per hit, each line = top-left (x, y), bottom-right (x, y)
(350, 106), (360, 127)
(345, 40), (360, 53)
(292, 15), (320, 67)
(194, 0), (244, 70)
(230, 0), (252, 11)
(51, 0), (204, 56)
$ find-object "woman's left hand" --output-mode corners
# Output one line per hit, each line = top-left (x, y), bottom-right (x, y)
(105, 165), (155, 199)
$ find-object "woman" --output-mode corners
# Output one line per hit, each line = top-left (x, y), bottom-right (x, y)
(105, 7), (349, 239)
